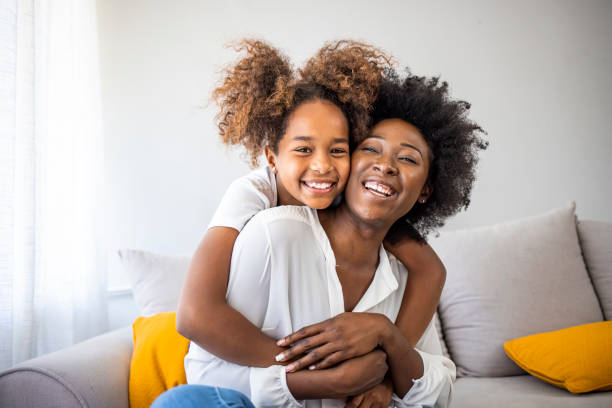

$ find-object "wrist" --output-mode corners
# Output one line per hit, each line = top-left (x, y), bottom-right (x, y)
(376, 314), (395, 349)
(287, 367), (343, 400)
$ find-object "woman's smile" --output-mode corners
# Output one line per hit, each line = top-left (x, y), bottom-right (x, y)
(345, 118), (432, 226)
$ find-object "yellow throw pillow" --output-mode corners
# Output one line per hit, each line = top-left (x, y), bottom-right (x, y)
(129, 312), (190, 408)
(504, 321), (612, 394)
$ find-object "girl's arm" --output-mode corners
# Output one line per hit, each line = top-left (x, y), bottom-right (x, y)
(176, 226), (284, 367)
(385, 238), (446, 346)
(181, 218), (389, 404)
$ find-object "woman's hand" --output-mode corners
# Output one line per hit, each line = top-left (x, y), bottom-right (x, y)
(276, 312), (392, 372)
(345, 377), (394, 408)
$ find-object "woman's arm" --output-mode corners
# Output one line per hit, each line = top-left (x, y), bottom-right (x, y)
(275, 238), (445, 371)
(176, 226), (284, 367)
(275, 312), (453, 403)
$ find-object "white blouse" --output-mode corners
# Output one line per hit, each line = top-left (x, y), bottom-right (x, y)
(185, 206), (456, 408)
(207, 166), (277, 231)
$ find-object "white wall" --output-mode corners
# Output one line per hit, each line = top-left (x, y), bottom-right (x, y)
(97, 0), (612, 295)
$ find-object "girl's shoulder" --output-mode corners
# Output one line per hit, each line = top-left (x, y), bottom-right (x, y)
(207, 167), (277, 231)
(230, 167), (277, 204)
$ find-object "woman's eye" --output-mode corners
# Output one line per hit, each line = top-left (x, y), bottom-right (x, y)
(361, 146), (378, 153)
(295, 147), (311, 153)
(399, 156), (418, 164)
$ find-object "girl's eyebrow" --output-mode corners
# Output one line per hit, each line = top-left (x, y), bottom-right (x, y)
(293, 136), (349, 144)
(365, 135), (423, 158)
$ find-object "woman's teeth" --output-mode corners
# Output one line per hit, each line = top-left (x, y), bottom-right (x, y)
(364, 181), (394, 197)
(304, 181), (333, 190)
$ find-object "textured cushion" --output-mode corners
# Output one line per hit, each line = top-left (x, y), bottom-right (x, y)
(431, 203), (604, 376)
(119, 249), (190, 316)
(453, 375), (612, 408)
(578, 220), (612, 320)
(129, 312), (189, 408)
(504, 322), (612, 393)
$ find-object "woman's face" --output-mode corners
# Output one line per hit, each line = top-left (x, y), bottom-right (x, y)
(265, 99), (351, 209)
(343, 118), (432, 226)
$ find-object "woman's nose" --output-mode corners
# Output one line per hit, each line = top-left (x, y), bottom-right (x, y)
(373, 159), (398, 176)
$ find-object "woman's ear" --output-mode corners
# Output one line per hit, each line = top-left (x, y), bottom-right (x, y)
(264, 145), (278, 174)
(418, 182), (433, 204)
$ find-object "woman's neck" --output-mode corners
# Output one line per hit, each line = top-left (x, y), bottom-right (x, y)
(318, 204), (390, 271)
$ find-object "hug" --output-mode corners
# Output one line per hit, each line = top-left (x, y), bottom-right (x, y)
(163, 39), (486, 407)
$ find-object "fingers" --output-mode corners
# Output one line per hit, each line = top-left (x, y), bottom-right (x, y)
(276, 323), (324, 347)
(285, 343), (338, 372)
(311, 350), (347, 370)
(345, 394), (364, 408)
(275, 332), (326, 363)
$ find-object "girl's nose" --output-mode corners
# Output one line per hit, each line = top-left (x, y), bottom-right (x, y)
(310, 153), (333, 174)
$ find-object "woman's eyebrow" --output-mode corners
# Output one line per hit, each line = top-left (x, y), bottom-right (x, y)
(365, 135), (423, 158)
(401, 143), (423, 158)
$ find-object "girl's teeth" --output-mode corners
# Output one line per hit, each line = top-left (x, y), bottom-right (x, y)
(306, 182), (332, 190)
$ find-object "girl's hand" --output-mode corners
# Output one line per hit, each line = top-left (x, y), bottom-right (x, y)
(345, 377), (394, 408)
(330, 350), (389, 397)
(276, 312), (392, 372)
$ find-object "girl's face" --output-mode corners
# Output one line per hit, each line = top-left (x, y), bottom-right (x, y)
(343, 118), (432, 226)
(265, 99), (351, 209)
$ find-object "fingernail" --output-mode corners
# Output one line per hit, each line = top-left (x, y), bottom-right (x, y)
(285, 363), (296, 372)
(308, 365), (315, 370)
(275, 353), (284, 362)
(276, 338), (285, 346)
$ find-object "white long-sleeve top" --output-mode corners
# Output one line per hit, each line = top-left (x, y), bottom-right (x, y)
(185, 206), (456, 408)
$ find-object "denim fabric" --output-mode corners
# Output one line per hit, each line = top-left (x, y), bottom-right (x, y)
(151, 384), (255, 408)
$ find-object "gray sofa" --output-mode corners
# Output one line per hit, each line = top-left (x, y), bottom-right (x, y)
(1, 203), (611, 407)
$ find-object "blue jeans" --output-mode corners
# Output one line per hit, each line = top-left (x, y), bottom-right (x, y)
(151, 385), (255, 408)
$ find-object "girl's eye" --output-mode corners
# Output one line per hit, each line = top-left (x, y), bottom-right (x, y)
(331, 148), (347, 154)
(295, 147), (311, 153)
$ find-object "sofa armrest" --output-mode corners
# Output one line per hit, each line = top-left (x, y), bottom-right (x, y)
(0, 327), (133, 408)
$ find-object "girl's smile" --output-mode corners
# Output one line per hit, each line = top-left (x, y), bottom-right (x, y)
(265, 99), (351, 209)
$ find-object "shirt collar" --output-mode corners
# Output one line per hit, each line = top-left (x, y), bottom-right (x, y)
(308, 208), (399, 313)
(352, 245), (399, 312)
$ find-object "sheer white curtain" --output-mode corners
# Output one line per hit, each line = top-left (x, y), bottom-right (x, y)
(1, 0), (107, 369)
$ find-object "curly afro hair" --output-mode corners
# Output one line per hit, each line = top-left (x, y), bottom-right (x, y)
(212, 39), (391, 166)
(375, 68), (488, 243)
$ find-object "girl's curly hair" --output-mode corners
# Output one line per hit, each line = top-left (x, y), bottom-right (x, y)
(377, 68), (488, 243)
(212, 39), (391, 166)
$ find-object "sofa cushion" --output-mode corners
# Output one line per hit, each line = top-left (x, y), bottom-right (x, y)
(119, 249), (190, 316)
(577, 220), (612, 320)
(452, 375), (612, 408)
(430, 203), (604, 377)
(130, 312), (189, 408)
(504, 321), (612, 393)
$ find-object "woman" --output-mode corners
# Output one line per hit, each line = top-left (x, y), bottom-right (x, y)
(159, 70), (486, 407)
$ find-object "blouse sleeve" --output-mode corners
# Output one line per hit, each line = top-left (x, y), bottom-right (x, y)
(391, 320), (456, 408)
(207, 167), (277, 231)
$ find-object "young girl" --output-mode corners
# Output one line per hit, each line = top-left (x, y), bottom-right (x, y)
(176, 40), (447, 406)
